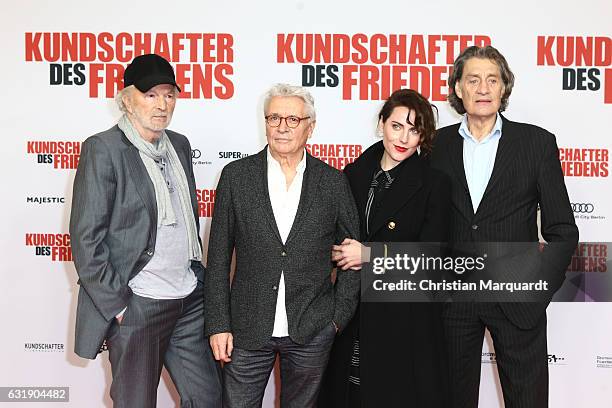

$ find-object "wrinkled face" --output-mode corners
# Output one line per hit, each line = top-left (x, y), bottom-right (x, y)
(265, 96), (314, 160)
(380, 107), (420, 169)
(455, 57), (505, 122)
(124, 84), (177, 141)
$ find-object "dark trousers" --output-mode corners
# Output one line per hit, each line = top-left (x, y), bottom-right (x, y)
(107, 281), (222, 408)
(223, 322), (336, 408)
(443, 303), (548, 408)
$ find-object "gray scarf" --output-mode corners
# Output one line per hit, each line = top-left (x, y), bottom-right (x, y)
(118, 114), (202, 261)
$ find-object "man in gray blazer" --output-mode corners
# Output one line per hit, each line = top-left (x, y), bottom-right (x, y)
(205, 84), (360, 407)
(70, 54), (221, 408)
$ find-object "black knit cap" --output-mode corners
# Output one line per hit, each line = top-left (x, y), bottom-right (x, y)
(123, 54), (181, 92)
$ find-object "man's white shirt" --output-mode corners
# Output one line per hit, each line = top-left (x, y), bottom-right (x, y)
(267, 148), (307, 337)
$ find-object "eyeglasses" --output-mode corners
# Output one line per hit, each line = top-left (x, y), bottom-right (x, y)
(265, 115), (310, 128)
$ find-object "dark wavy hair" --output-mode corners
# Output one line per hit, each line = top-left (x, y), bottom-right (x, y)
(447, 45), (515, 114)
(378, 88), (438, 155)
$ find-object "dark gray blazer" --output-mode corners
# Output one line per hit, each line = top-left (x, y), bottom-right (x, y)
(70, 125), (204, 359)
(204, 147), (360, 350)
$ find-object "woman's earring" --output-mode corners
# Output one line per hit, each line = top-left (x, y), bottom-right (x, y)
(377, 129), (383, 137)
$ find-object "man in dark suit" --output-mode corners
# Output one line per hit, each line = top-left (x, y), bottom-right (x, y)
(70, 54), (221, 407)
(205, 83), (360, 407)
(429, 46), (578, 408)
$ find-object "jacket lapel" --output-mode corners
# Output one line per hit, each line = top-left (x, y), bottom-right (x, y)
(477, 115), (518, 215)
(124, 144), (157, 232)
(447, 123), (483, 218)
(448, 130), (470, 196)
(257, 147), (283, 244)
(286, 152), (323, 245)
(366, 153), (424, 240)
(347, 153), (375, 239)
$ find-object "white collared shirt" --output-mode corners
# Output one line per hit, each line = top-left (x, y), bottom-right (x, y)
(267, 148), (307, 337)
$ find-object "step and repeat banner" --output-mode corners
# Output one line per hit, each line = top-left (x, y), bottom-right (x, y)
(1, 0), (611, 406)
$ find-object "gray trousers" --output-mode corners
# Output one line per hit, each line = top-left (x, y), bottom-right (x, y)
(107, 281), (222, 408)
(223, 322), (337, 408)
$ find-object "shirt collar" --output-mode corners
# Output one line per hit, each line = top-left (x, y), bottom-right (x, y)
(376, 149), (417, 179)
(458, 113), (503, 144)
(267, 147), (307, 174)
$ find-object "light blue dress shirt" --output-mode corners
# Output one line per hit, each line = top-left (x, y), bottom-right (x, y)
(459, 113), (503, 213)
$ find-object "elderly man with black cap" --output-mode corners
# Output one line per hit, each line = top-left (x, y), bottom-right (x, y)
(70, 54), (222, 407)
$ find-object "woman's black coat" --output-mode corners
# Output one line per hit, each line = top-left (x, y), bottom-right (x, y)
(319, 141), (452, 408)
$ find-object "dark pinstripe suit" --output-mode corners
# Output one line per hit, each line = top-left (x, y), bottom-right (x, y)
(430, 115), (578, 408)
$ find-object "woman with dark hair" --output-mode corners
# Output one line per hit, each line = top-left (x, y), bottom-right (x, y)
(319, 88), (451, 407)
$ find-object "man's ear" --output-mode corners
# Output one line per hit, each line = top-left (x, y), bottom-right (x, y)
(307, 120), (316, 139)
(454, 81), (463, 100)
(122, 92), (133, 114)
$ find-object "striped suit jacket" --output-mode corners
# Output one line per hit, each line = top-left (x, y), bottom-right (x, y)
(429, 115), (579, 328)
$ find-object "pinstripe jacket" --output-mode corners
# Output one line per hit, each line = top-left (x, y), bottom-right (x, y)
(204, 147), (360, 350)
(430, 115), (579, 328)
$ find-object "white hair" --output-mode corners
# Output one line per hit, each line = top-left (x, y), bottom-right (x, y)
(263, 83), (316, 122)
(115, 85), (136, 113)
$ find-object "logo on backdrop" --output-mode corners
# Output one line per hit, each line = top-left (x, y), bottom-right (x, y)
(27, 140), (81, 169)
(537, 36), (612, 104)
(547, 353), (567, 365)
(306, 143), (363, 170)
(277, 33), (491, 100)
(596, 355), (612, 368)
(25, 233), (72, 262)
(571, 203), (594, 213)
(570, 201), (605, 222)
(26, 196), (65, 205)
(24, 343), (65, 353)
(218, 151), (250, 160)
(482, 352), (567, 365)
(25, 32), (235, 99)
(191, 148), (212, 166)
(567, 243), (608, 273)
(196, 188), (215, 218)
(558, 147), (608, 177)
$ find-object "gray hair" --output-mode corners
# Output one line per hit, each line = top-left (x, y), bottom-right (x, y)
(263, 83), (316, 122)
(115, 85), (135, 113)
(447, 45), (515, 114)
